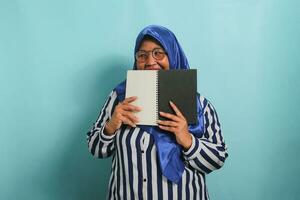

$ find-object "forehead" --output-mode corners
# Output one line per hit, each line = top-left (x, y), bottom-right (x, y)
(138, 39), (163, 51)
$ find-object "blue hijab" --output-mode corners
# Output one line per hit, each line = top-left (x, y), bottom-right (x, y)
(114, 25), (204, 183)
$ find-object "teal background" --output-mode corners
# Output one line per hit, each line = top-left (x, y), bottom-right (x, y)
(1, 0), (299, 199)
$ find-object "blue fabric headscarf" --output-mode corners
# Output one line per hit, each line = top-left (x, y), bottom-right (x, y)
(114, 25), (204, 183)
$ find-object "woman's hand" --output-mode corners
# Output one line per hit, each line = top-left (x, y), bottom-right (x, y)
(157, 101), (192, 150)
(105, 96), (141, 135)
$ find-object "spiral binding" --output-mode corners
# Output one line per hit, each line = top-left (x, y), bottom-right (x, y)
(155, 72), (159, 121)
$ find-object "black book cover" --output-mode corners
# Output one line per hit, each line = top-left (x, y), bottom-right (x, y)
(158, 69), (197, 124)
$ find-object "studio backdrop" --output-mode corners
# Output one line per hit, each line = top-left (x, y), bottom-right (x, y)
(0, 1), (299, 199)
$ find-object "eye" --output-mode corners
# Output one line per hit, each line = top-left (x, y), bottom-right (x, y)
(153, 49), (165, 60)
(138, 53), (147, 59)
(136, 51), (148, 61)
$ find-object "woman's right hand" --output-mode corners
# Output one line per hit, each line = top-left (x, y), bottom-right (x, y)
(105, 96), (141, 135)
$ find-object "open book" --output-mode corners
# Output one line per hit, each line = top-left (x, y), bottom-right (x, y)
(125, 69), (197, 126)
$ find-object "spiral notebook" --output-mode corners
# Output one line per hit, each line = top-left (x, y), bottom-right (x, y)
(125, 69), (197, 126)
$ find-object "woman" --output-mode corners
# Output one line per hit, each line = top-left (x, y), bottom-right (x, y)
(87, 25), (228, 200)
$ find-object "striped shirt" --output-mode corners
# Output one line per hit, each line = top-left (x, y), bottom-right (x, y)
(87, 90), (228, 200)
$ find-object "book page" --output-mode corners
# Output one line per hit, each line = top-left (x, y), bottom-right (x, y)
(125, 70), (157, 126)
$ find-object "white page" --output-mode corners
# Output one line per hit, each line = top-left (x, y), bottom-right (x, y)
(125, 70), (157, 125)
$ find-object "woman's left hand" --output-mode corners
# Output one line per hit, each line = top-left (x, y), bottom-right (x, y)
(157, 101), (192, 150)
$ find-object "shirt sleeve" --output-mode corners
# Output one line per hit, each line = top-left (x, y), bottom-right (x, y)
(182, 95), (228, 174)
(86, 90), (119, 158)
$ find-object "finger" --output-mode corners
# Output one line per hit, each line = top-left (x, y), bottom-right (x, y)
(123, 96), (138, 104)
(159, 111), (181, 122)
(122, 111), (139, 123)
(120, 115), (137, 127)
(158, 125), (176, 133)
(157, 120), (178, 127)
(169, 101), (184, 118)
(120, 104), (142, 112)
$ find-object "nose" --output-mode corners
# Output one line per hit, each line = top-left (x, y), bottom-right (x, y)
(145, 53), (156, 65)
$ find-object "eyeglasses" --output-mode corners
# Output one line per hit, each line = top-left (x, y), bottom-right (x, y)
(135, 48), (167, 62)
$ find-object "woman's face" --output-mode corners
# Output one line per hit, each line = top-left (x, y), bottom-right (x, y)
(136, 39), (170, 70)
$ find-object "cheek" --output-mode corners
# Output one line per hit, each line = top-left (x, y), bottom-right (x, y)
(160, 58), (170, 70)
(136, 61), (145, 70)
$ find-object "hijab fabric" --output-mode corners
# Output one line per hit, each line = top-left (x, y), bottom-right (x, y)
(114, 25), (204, 183)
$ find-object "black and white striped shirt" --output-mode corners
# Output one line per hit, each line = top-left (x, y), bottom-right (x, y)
(87, 90), (228, 200)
